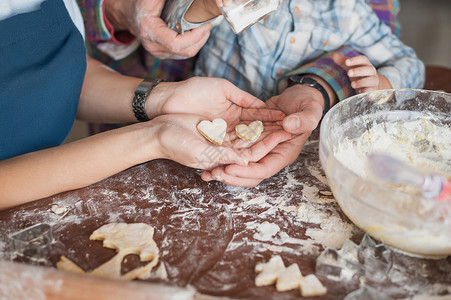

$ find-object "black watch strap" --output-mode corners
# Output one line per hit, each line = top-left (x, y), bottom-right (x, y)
(132, 78), (163, 122)
(288, 75), (330, 116)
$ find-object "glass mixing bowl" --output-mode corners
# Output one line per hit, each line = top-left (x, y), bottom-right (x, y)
(319, 89), (451, 257)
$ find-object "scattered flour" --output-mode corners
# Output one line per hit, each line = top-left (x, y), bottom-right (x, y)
(249, 222), (280, 242)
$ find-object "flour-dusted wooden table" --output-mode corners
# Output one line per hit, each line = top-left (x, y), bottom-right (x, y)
(1, 130), (450, 300)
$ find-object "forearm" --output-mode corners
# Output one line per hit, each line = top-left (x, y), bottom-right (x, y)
(0, 123), (160, 210)
(300, 74), (338, 109)
(77, 56), (142, 123)
(77, 56), (190, 123)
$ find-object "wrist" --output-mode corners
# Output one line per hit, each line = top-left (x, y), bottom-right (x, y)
(133, 79), (165, 122)
(144, 81), (179, 120)
(288, 75), (332, 115)
(301, 75), (337, 106)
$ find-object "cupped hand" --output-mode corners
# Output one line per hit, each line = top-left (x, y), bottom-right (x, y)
(201, 134), (307, 187)
(150, 77), (286, 127)
(153, 114), (291, 170)
(201, 84), (323, 187)
(268, 84), (324, 135)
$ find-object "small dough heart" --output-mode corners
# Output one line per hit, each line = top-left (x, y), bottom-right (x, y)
(197, 118), (227, 145)
(235, 120), (264, 142)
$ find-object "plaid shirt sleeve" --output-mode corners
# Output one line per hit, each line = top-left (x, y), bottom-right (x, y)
(76, 0), (111, 41)
(281, 0), (401, 101)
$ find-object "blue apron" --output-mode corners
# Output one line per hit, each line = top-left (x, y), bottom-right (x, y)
(0, 0), (86, 160)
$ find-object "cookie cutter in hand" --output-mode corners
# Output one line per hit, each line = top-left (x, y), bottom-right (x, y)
(9, 223), (53, 259)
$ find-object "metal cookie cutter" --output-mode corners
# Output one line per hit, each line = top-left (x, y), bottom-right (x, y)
(9, 223), (53, 259)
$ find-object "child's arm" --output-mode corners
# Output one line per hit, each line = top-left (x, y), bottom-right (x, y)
(346, 0), (425, 90)
(333, 54), (392, 94)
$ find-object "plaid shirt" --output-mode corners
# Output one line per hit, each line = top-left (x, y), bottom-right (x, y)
(172, 0), (424, 100)
(78, 0), (411, 102)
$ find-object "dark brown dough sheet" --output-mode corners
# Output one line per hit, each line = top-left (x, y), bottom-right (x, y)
(0, 135), (450, 300)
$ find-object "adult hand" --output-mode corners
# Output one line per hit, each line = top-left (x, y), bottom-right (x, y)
(201, 84), (323, 187)
(104, 0), (212, 59)
(153, 114), (291, 170)
(148, 77), (286, 126)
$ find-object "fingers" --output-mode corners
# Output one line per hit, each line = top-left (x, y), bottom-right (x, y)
(215, 127), (290, 166)
(240, 108), (286, 122)
(230, 126), (286, 149)
(201, 168), (264, 187)
(344, 55), (372, 67)
(201, 135), (306, 188)
(144, 21), (212, 58)
(331, 53), (349, 70)
(347, 60), (378, 92)
(337, 55), (379, 94)
(172, 24), (212, 57)
(225, 156), (282, 180)
(239, 131), (291, 162)
(220, 80), (266, 108)
(350, 76), (379, 92)
(215, 147), (250, 166)
(348, 66), (377, 78)
(225, 135), (305, 178)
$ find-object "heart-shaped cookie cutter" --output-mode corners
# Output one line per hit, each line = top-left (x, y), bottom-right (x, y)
(9, 223), (53, 259)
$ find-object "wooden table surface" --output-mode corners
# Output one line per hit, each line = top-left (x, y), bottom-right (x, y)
(1, 129), (450, 300)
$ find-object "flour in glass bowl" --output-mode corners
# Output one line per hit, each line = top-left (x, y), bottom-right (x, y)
(329, 115), (451, 256)
(334, 117), (451, 179)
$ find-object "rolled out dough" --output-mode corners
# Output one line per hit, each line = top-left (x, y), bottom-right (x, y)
(57, 223), (160, 280)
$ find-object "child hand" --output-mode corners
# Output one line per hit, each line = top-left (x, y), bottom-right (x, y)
(333, 54), (382, 94)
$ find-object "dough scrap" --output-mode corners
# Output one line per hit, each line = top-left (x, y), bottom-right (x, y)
(299, 274), (328, 297)
(197, 118), (227, 145)
(57, 223), (159, 280)
(254, 255), (327, 296)
(276, 263), (302, 292)
(235, 121), (264, 142)
(255, 255), (285, 286)
(51, 204), (67, 215)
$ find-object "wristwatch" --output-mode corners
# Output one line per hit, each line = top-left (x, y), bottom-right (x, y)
(288, 75), (330, 116)
(132, 78), (163, 122)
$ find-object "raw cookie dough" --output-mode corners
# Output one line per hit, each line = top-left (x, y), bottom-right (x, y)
(197, 118), (227, 145)
(299, 274), (328, 297)
(57, 223), (159, 280)
(235, 121), (264, 142)
(51, 204), (67, 215)
(255, 255), (327, 296)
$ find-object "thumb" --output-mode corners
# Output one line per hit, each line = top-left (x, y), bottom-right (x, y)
(282, 111), (320, 135)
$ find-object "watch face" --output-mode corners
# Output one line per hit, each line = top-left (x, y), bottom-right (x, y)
(300, 77), (316, 86)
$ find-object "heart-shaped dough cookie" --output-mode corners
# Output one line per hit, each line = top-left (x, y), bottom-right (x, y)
(197, 118), (227, 145)
(235, 120), (264, 142)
